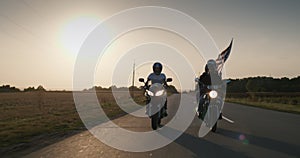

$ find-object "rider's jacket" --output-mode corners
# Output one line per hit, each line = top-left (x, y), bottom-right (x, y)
(147, 73), (166, 85)
(198, 71), (222, 95)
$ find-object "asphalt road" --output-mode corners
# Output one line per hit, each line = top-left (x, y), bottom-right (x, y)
(25, 94), (300, 158)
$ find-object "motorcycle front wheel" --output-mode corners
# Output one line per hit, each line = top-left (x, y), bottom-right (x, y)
(151, 113), (159, 130)
(212, 121), (217, 132)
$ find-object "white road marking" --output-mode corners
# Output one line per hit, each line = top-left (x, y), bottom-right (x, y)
(222, 115), (234, 124)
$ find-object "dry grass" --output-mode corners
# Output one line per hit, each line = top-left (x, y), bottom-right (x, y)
(226, 96), (300, 114)
(0, 91), (145, 154)
(0, 92), (81, 148)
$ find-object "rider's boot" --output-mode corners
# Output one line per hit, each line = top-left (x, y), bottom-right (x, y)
(197, 105), (203, 119)
(163, 103), (168, 117)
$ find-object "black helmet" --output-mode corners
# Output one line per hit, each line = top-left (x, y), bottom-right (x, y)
(205, 59), (217, 73)
(153, 62), (163, 75)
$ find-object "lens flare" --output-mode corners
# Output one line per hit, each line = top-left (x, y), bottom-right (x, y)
(60, 16), (100, 55)
(239, 134), (249, 145)
(239, 134), (245, 140)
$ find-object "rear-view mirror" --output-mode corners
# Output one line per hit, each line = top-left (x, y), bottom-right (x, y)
(139, 78), (144, 83)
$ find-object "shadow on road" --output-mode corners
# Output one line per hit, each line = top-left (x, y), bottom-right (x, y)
(217, 128), (300, 157)
(159, 126), (250, 158)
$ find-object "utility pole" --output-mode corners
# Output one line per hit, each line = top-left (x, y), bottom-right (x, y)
(131, 60), (135, 98)
(132, 60), (135, 89)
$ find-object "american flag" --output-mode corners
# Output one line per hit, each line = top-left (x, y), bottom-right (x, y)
(216, 39), (233, 74)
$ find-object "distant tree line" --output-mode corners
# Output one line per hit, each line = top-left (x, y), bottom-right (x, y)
(166, 85), (179, 94)
(0, 85), (46, 93)
(3, 76), (299, 93)
(85, 85), (179, 94)
(0, 85), (21, 92)
(227, 76), (300, 93)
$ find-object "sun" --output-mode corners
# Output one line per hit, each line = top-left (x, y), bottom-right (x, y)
(60, 16), (100, 55)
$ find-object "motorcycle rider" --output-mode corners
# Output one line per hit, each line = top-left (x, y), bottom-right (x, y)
(145, 62), (168, 116)
(197, 59), (222, 118)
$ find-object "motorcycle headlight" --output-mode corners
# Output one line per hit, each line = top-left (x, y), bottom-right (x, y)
(146, 90), (154, 96)
(155, 90), (165, 96)
(209, 90), (218, 99)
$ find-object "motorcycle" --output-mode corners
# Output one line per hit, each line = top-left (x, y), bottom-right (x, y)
(195, 79), (226, 132)
(139, 78), (172, 130)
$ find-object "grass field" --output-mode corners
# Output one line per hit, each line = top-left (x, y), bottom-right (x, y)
(0, 91), (145, 155)
(226, 92), (300, 114)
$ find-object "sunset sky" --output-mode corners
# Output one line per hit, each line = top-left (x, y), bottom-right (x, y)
(0, 0), (299, 90)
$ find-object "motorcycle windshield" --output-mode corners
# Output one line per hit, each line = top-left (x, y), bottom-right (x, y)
(147, 83), (167, 116)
